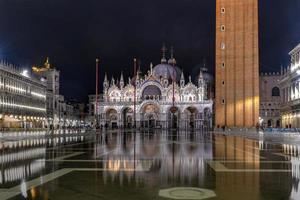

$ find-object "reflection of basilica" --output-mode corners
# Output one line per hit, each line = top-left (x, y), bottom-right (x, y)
(94, 131), (213, 186)
(96, 46), (213, 129)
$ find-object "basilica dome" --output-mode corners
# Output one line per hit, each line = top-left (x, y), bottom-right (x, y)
(153, 63), (182, 82)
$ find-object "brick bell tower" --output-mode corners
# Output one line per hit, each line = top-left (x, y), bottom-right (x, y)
(215, 0), (259, 128)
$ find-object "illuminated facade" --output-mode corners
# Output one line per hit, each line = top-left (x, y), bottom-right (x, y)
(280, 43), (300, 128)
(93, 47), (213, 129)
(215, 0), (260, 128)
(32, 58), (61, 128)
(259, 72), (282, 128)
(32, 58), (81, 128)
(0, 61), (47, 129)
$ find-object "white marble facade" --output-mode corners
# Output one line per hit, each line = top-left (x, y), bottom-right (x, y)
(95, 47), (213, 129)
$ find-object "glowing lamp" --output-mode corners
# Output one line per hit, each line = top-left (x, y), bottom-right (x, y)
(20, 70), (30, 78)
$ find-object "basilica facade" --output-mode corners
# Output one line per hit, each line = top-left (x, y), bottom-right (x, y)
(95, 47), (213, 129)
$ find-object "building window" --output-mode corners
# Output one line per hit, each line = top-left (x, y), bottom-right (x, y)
(272, 87), (280, 97)
(222, 98), (225, 104)
(221, 7), (225, 14)
(221, 25), (225, 31)
(221, 62), (225, 68)
(221, 42), (226, 50)
(222, 81), (225, 86)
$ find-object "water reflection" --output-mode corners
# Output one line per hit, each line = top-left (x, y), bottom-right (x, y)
(0, 131), (86, 187)
(1, 130), (300, 200)
(95, 131), (214, 187)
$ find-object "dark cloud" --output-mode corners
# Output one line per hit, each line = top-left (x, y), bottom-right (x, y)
(0, 0), (299, 101)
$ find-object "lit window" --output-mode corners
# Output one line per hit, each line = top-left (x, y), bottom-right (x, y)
(221, 7), (225, 14)
(221, 62), (225, 68)
(221, 42), (226, 50)
(221, 25), (225, 31)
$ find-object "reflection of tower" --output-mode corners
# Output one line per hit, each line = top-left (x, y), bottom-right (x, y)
(215, 0), (259, 128)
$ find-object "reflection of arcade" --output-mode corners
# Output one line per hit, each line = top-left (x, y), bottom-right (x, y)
(0, 134), (85, 186)
(0, 140), (46, 186)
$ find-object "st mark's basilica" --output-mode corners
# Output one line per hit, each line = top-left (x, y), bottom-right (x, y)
(96, 46), (213, 129)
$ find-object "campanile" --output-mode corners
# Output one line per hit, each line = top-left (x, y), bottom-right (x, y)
(215, 0), (259, 128)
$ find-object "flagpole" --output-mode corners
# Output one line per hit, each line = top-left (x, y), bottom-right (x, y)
(133, 58), (137, 129)
(95, 58), (99, 129)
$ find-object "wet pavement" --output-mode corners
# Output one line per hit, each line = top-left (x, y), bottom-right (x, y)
(0, 129), (299, 200)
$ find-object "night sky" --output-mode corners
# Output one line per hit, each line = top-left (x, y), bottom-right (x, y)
(0, 0), (299, 102)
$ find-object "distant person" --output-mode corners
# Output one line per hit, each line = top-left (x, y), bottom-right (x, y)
(222, 125), (225, 132)
(256, 123), (260, 132)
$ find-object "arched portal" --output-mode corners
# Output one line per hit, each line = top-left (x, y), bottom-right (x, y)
(276, 119), (281, 128)
(203, 107), (212, 129)
(184, 107), (198, 129)
(267, 119), (273, 127)
(142, 85), (162, 101)
(168, 106), (179, 129)
(122, 107), (133, 128)
(141, 103), (160, 128)
(105, 108), (118, 128)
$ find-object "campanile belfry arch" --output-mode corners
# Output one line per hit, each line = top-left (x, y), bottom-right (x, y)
(215, 0), (259, 128)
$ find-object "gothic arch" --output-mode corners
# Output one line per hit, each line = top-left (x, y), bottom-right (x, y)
(272, 87), (280, 97)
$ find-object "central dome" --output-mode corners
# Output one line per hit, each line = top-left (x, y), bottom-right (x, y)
(153, 63), (182, 82)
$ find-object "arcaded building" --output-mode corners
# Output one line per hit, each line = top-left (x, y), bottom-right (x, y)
(280, 43), (300, 128)
(94, 47), (213, 129)
(0, 61), (47, 128)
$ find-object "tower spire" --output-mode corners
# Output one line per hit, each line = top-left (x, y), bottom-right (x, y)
(180, 71), (185, 86)
(120, 71), (124, 88)
(161, 43), (167, 63)
(168, 46), (177, 65)
(44, 57), (51, 69)
(150, 62), (153, 75)
(111, 76), (115, 86)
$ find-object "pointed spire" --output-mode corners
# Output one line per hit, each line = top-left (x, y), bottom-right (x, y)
(189, 75), (192, 83)
(111, 76), (115, 86)
(202, 58), (208, 72)
(180, 71), (185, 87)
(136, 69), (140, 79)
(150, 63), (153, 75)
(198, 69), (204, 87)
(104, 73), (108, 82)
(168, 46), (177, 65)
(199, 69), (203, 79)
(120, 71), (124, 81)
(44, 57), (51, 68)
(103, 73), (109, 91)
(161, 43), (167, 63)
(120, 72), (124, 88)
